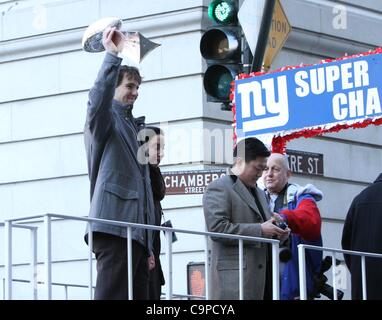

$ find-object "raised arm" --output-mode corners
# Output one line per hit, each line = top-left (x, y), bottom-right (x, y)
(86, 27), (125, 141)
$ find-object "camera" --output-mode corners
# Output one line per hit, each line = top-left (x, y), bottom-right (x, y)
(276, 220), (288, 231)
(279, 242), (292, 262)
(311, 256), (344, 300)
(273, 219), (292, 262)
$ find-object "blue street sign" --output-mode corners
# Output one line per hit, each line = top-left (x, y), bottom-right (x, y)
(234, 53), (382, 138)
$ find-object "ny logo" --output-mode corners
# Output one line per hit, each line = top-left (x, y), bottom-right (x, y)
(237, 75), (289, 133)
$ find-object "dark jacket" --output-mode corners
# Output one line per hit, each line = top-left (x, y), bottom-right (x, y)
(148, 166), (165, 298)
(84, 52), (155, 253)
(342, 173), (382, 300)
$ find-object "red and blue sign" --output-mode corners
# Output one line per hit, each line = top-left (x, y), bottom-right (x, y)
(234, 51), (382, 139)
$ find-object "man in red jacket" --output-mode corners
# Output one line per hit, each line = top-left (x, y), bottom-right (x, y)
(263, 153), (323, 300)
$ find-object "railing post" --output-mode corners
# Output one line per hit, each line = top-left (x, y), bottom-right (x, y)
(5, 220), (12, 300)
(361, 255), (367, 300)
(88, 223), (93, 300)
(44, 215), (52, 300)
(239, 239), (244, 300)
(127, 226), (133, 300)
(298, 244), (307, 300)
(30, 228), (38, 300)
(272, 241), (280, 300)
(165, 230), (173, 300)
(331, 252), (338, 300)
(204, 235), (209, 300)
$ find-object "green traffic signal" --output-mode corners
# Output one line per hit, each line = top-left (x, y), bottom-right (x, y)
(208, 0), (238, 25)
(203, 65), (237, 101)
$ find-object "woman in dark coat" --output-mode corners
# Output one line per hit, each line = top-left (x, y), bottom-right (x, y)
(142, 126), (166, 299)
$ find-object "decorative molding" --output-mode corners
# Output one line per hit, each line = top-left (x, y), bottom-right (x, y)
(285, 27), (374, 59)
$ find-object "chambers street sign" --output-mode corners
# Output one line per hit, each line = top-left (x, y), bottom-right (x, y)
(163, 170), (226, 195)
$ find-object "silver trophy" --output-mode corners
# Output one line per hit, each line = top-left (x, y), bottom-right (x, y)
(82, 17), (160, 64)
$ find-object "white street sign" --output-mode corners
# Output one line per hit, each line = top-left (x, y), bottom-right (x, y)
(238, 0), (266, 55)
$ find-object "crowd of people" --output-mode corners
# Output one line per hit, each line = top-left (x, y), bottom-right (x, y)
(83, 26), (382, 300)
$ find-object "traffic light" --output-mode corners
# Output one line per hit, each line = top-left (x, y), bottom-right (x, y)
(200, 0), (242, 107)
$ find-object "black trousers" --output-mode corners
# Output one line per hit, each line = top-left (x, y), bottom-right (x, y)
(148, 257), (164, 300)
(92, 232), (149, 300)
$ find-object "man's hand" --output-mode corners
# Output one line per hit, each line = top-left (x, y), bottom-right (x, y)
(261, 218), (290, 239)
(272, 212), (291, 241)
(279, 226), (291, 241)
(272, 212), (284, 224)
(148, 253), (155, 271)
(102, 26), (125, 55)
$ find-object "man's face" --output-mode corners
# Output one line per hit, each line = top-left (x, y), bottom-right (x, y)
(263, 155), (289, 194)
(238, 157), (267, 187)
(147, 134), (165, 166)
(114, 75), (139, 105)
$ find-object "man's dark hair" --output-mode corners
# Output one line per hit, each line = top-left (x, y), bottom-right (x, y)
(117, 65), (142, 86)
(233, 138), (270, 163)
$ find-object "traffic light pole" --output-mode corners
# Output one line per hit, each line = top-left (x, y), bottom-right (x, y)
(250, 0), (276, 73)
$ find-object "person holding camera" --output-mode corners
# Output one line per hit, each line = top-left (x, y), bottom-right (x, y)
(203, 138), (289, 300)
(262, 153), (323, 300)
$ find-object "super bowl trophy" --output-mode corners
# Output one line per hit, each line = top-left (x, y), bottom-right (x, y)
(82, 17), (160, 64)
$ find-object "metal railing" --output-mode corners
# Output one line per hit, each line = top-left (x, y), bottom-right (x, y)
(298, 244), (382, 300)
(1, 221), (38, 300)
(1, 278), (202, 300)
(2, 278), (95, 300)
(3, 213), (281, 300)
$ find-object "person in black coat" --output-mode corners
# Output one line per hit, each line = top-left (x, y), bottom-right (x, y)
(141, 126), (166, 300)
(341, 173), (382, 300)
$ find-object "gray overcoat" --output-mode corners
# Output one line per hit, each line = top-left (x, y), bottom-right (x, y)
(203, 172), (272, 300)
(84, 53), (155, 253)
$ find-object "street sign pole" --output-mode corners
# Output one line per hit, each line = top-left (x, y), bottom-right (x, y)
(239, 0), (291, 72)
(263, 0), (292, 71)
(250, 0), (276, 72)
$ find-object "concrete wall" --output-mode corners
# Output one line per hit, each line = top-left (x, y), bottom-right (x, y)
(0, 0), (211, 299)
(1, 0), (382, 299)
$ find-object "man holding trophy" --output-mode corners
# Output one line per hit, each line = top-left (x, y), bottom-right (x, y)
(83, 23), (158, 300)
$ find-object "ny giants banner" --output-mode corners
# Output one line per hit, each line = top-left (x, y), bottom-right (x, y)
(234, 50), (382, 142)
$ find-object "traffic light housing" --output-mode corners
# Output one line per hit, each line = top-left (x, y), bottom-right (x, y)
(200, 0), (241, 103)
(200, 0), (242, 106)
